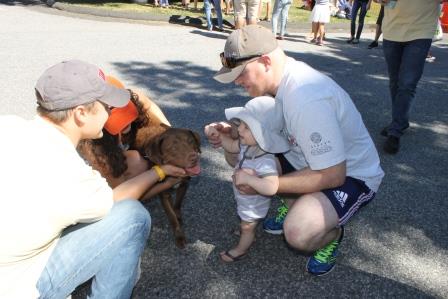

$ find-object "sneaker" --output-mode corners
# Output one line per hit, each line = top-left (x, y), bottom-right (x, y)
(425, 55), (436, 63)
(263, 200), (288, 235)
(368, 41), (378, 49)
(352, 38), (360, 44)
(306, 227), (344, 276)
(383, 135), (400, 154)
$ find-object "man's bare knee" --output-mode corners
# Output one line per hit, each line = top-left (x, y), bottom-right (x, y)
(283, 223), (313, 254)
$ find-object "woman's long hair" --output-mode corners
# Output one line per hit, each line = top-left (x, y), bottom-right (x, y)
(77, 90), (151, 178)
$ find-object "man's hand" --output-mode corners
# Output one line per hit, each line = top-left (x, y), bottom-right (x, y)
(233, 168), (258, 195)
(233, 168), (256, 186)
(204, 122), (232, 148)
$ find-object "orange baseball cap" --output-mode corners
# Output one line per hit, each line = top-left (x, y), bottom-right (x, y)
(103, 75), (138, 135)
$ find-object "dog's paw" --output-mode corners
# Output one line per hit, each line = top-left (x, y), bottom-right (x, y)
(175, 236), (186, 249)
(174, 229), (186, 249)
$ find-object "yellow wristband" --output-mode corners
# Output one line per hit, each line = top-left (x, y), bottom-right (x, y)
(152, 165), (166, 182)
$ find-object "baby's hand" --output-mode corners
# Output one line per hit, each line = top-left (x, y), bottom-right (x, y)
(204, 122), (227, 148)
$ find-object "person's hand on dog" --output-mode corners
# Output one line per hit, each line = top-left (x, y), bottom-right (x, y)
(232, 168), (258, 195)
(160, 164), (187, 177)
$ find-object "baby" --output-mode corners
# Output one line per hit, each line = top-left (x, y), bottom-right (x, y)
(207, 96), (290, 262)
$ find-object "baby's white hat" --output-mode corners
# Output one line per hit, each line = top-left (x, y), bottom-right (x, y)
(225, 96), (290, 153)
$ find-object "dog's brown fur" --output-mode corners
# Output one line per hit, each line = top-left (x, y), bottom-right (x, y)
(78, 89), (200, 249)
(141, 127), (201, 248)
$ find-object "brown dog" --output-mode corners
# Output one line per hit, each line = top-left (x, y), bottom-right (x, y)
(141, 126), (201, 249)
(77, 89), (201, 249)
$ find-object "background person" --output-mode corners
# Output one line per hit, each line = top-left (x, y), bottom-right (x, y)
(347, 0), (373, 44)
(309, 0), (331, 45)
(378, 0), (443, 154)
(234, 0), (260, 28)
(272, 0), (292, 40)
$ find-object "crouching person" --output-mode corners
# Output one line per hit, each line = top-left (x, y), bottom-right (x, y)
(0, 60), (185, 298)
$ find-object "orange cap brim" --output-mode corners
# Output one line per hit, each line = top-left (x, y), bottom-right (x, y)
(104, 101), (139, 135)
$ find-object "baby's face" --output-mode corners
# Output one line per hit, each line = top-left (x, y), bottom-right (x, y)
(237, 120), (257, 146)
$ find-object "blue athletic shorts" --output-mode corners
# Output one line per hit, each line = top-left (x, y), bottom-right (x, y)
(276, 154), (376, 226)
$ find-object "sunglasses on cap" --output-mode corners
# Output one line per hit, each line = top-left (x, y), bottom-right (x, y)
(220, 52), (262, 69)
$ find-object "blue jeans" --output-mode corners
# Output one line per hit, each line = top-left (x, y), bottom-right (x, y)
(272, 0), (291, 37)
(350, 0), (367, 39)
(382, 38), (432, 137)
(37, 200), (151, 299)
(204, 0), (223, 30)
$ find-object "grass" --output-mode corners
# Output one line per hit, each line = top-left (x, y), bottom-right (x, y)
(59, 0), (382, 24)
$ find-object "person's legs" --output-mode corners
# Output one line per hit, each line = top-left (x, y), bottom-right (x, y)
(271, 0), (281, 36)
(284, 177), (375, 275)
(312, 22), (319, 41)
(234, 0), (246, 28)
(204, 0), (214, 30)
(354, 1), (367, 40)
(387, 39), (432, 138)
(247, 0), (260, 25)
(317, 22), (325, 45)
(349, 0), (360, 41)
(37, 200), (151, 299)
(213, 0), (224, 29)
(279, 1), (291, 37)
(266, 1), (271, 20)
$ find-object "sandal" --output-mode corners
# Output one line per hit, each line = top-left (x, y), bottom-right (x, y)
(220, 250), (247, 263)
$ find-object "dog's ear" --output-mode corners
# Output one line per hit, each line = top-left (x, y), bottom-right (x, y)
(145, 136), (164, 165)
(190, 130), (201, 153)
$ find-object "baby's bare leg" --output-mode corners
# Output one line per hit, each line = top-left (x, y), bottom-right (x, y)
(220, 220), (257, 262)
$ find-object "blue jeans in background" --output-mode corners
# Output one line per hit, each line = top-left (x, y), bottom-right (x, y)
(382, 38), (432, 137)
(204, 0), (223, 30)
(350, 0), (367, 39)
(272, 0), (291, 37)
(37, 199), (151, 299)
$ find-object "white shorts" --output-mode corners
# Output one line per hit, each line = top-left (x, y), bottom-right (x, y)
(310, 4), (331, 23)
(234, 186), (271, 222)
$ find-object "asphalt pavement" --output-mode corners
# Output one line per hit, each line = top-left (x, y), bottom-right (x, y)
(1, 1), (447, 298)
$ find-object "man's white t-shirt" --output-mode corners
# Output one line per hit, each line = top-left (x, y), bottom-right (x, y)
(0, 116), (113, 298)
(276, 58), (384, 192)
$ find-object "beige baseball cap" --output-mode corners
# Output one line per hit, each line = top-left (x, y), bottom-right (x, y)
(225, 96), (289, 154)
(35, 60), (130, 111)
(214, 25), (278, 84)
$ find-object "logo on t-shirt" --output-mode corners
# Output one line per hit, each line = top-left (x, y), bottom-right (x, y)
(310, 132), (322, 144)
(310, 132), (332, 156)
